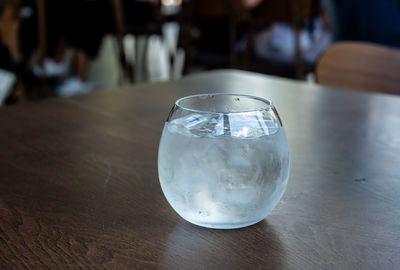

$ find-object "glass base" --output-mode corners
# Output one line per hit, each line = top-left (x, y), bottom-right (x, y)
(185, 217), (265, 229)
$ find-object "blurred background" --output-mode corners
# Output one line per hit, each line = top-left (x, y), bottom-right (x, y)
(0, 0), (399, 105)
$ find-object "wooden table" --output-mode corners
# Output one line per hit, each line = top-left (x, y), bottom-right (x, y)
(1, 70), (399, 269)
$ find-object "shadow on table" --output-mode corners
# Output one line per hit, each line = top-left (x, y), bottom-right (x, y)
(159, 219), (286, 269)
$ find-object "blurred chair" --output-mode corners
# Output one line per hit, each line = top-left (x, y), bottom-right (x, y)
(112, 0), (163, 83)
(242, 0), (316, 79)
(112, 0), (132, 82)
(36, 0), (48, 96)
(179, 0), (246, 71)
(316, 42), (400, 95)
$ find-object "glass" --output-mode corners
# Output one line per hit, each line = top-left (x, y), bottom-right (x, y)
(158, 93), (290, 229)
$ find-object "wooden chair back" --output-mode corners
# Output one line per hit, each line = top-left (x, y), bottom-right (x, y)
(316, 42), (400, 95)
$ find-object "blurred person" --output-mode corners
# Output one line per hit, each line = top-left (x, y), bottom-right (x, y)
(243, 0), (331, 68)
(57, 0), (160, 96)
(56, 0), (114, 96)
(28, 0), (69, 78)
(18, 0), (159, 97)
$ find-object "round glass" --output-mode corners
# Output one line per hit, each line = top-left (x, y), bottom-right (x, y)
(158, 93), (290, 229)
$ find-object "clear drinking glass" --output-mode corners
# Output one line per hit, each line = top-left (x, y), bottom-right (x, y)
(158, 94), (290, 229)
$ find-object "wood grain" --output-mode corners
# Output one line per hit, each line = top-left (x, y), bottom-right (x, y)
(316, 42), (400, 95)
(1, 70), (400, 269)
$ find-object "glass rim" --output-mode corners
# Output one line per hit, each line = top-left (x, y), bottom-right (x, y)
(175, 93), (273, 114)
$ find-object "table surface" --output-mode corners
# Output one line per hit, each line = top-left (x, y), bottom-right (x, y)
(1, 70), (399, 269)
